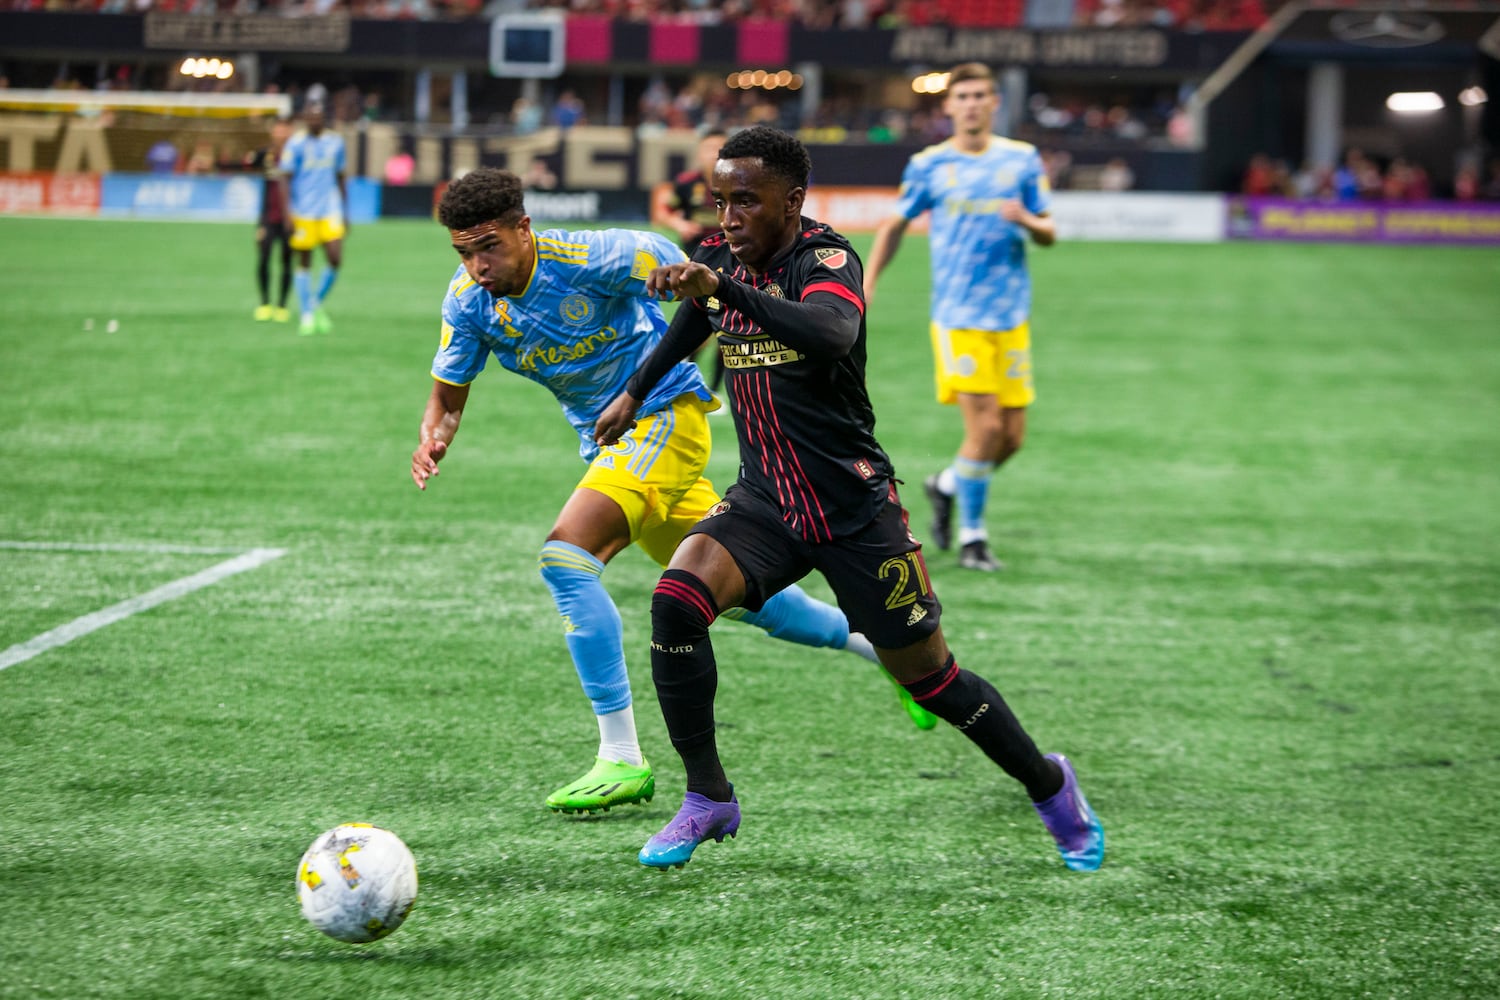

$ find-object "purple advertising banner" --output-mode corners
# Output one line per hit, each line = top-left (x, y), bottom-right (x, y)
(1228, 197), (1500, 246)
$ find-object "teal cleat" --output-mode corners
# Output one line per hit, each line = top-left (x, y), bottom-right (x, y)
(1033, 753), (1104, 871)
(639, 790), (740, 869)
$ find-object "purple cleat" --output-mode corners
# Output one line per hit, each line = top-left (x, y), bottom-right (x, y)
(1033, 753), (1105, 871)
(638, 791), (741, 869)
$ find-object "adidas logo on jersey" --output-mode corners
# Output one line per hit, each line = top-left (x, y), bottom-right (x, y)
(906, 604), (928, 627)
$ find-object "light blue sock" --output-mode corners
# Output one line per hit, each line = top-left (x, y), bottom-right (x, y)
(537, 540), (630, 715)
(314, 266), (338, 306)
(953, 456), (995, 540)
(294, 269), (313, 315)
(725, 583), (850, 650)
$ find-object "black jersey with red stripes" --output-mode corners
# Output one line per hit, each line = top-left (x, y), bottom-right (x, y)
(690, 219), (896, 541)
(246, 146), (285, 226)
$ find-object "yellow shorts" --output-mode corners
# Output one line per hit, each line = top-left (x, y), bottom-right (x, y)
(578, 394), (723, 567)
(930, 321), (1036, 408)
(289, 215), (346, 251)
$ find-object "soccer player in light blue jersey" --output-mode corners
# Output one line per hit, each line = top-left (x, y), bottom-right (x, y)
(410, 168), (935, 816)
(279, 103), (347, 336)
(865, 62), (1057, 572)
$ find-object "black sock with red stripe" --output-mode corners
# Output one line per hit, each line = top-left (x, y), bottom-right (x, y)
(650, 569), (732, 801)
(902, 656), (1063, 802)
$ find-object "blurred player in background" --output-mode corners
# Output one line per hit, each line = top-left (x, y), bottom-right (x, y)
(656, 128), (726, 256)
(279, 103), (347, 336)
(247, 118), (292, 323)
(409, 168), (934, 817)
(864, 63), (1057, 572)
(595, 126), (1101, 872)
(654, 128), (729, 394)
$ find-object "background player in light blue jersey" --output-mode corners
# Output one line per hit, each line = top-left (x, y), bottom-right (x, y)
(278, 103), (346, 336)
(410, 168), (934, 817)
(865, 62), (1057, 572)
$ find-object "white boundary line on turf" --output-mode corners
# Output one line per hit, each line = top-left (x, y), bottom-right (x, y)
(0, 545), (288, 672)
(0, 540), (252, 555)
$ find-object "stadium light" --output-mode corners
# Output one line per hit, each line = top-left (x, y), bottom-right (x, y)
(1386, 91), (1443, 113)
(1458, 86), (1488, 107)
(726, 70), (801, 92)
(912, 72), (950, 95)
(178, 57), (235, 81)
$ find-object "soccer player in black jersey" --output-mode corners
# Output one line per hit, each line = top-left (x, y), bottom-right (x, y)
(653, 128), (730, 393)
(595, 126), (1104, 872)
(246, 117), (293, 323)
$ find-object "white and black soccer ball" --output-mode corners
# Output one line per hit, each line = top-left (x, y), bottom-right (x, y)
(296, 823), (418, 943)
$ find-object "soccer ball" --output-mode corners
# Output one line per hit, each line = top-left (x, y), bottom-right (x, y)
(296, 823), (418, 943)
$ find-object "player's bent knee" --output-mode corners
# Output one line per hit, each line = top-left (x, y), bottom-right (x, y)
(536, 540), (605, 595)
(651, 569), (719, 647)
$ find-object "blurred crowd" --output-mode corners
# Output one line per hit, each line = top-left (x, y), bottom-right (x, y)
(1241, 150), (1500, 203)
(4, 0), (1267, 28)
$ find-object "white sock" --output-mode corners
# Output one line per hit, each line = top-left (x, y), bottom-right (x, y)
(842, 631), (881, 664)
(959, 527), (989, 546)
(597, 707), (643, 765)
(937, 466), (958, 495)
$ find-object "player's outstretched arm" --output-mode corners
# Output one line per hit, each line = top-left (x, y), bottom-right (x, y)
(862, 215), (910, 301)
(646, 261), (720, 301)
(712, 277), (863, 359)
(412, 380), (470, 490)
(610, 274), (717, 416)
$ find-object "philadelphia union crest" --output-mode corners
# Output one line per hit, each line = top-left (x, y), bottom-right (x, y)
(560, 294), (595, 326)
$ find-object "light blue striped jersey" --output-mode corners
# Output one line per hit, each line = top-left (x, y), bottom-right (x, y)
(433, 227), (710, 461)
(895, 136), (1050, 331)
(278, 130), (345, 220)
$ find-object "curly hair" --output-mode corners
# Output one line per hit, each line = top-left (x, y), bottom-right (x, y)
(437, 167), (526, 230)
(718, 126), (811, 191)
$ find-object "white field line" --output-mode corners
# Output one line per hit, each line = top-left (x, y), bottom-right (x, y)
(0, 541), (251, 554)
(0, 546), (287, 671)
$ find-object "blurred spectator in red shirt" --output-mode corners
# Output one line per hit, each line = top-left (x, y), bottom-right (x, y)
(1453, 164), (1480, 201)
(1241, 153), (1277, 196)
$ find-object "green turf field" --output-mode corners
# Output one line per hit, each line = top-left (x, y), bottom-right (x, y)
(2, 215), (1497, 999)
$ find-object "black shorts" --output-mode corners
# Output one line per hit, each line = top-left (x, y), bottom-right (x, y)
(687, 482), (943, 650)
(258, 220), (289, 242)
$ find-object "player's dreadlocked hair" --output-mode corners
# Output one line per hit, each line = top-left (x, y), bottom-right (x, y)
(718, 126), (811, 192)
(437, 167), (526, 230)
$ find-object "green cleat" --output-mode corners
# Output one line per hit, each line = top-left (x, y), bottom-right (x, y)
(889, 672), (939, 730)
(844, 632), (937, 731)
(297, 313), (317, 336)
(314, 308), (333, 334)
(546, 757), (655, 814)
